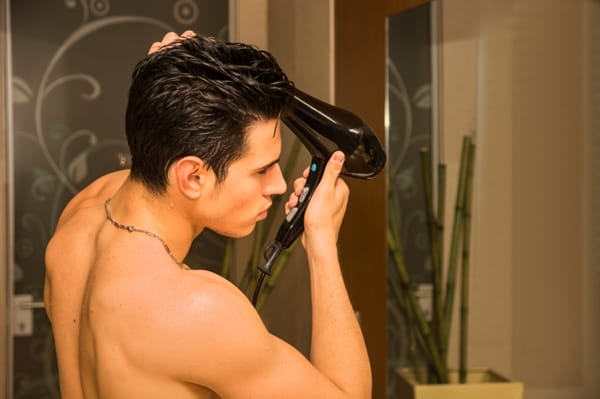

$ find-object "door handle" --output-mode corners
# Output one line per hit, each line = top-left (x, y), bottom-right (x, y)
(12, 294), (45, 337)
(17, 299), (45, 309)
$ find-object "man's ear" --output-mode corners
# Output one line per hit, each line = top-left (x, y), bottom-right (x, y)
(172, 156), (207, 200)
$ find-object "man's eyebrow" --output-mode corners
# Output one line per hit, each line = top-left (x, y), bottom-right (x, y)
(253, 158), (280, 172)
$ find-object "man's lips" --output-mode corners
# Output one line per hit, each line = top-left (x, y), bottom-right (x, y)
(257, 203), (272, 219)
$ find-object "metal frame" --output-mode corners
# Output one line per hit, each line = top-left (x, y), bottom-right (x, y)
(1, 0), (14, 396)
(0, 0), (6, 394)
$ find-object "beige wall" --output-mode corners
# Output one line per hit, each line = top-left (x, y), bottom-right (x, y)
(440, 1), (600, 398)
(232, 0), (268, 48)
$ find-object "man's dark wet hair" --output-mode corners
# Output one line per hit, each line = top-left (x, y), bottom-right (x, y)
(125, 36), (295, 194)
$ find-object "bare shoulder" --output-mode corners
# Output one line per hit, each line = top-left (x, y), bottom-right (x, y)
(45, 170), (129, 303)
(55, 169), (130, 229)
(156, 270), (334, 399)
(169, 269), (265, 338)
(152, 269), (275, 378)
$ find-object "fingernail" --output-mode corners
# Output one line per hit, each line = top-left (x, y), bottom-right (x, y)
(333, 152), (345, 163)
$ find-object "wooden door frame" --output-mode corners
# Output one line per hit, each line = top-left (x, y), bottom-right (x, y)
(333, 1), (431, 398)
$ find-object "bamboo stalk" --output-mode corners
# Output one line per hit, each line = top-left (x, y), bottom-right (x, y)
(387, 293), (428, 390)
(403, 287), (426, 384)
(419, 148), (444, 359)
(387, 265), (423, 380)
(459, 141), (476, 382)
(239, 222), (266, 294)
(437, 164), (447, 244)
(238, 258), (254, 293)
(388, 269), (407, 316)
(388, 229), (448, 383)
(389, 180), (448, 382)
(441, 136), (471, 354)
(436, 162), (446, 285)
(386, 206), (424, 381)
(436, 163), (446, 363)
(387, 134), (477, 384)
(220, 238), (234, 279)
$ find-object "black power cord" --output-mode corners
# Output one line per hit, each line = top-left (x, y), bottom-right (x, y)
(251, 243), (283, 306)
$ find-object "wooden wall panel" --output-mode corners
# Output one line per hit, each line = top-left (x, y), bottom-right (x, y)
(334, 1), (430, 397)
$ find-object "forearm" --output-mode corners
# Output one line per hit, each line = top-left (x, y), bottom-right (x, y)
(307, 240), (372, 398)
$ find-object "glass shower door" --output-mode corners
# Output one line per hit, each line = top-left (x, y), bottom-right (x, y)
(3, 1), (229, 397)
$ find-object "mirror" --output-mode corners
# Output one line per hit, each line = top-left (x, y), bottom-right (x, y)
(386, 1), (600, 398)
(386, 1), (440, 393)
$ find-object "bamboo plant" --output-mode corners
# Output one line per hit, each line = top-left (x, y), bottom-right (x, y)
(388, 135), (476, 384)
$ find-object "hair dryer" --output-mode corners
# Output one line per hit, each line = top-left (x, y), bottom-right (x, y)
(284, 89), (387, 179)
(252, 89), (386, 305)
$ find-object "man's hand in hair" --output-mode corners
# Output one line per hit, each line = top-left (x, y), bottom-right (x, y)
(147, 30), (197, 54)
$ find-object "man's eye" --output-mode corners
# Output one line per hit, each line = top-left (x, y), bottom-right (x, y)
(258, 167), (270, 175)
(258, 163), (277, 175)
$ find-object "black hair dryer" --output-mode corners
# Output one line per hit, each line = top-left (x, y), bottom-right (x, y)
(252, 88), (386, 305)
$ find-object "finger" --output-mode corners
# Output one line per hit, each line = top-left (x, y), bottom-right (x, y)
(302, 166), (309, 178)
(293, 177), (306, 195)
(148, 41), (162, 54)
(320, 151), (345, 185)
(161, 31), (181, 45)
(285, 196), (298, 214)
(285, 189), (300, 212)
(148, 32), (182, 55)
(181, 30), (196, 39)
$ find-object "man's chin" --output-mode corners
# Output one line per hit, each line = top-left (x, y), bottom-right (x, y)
(219, 223), (258, 239)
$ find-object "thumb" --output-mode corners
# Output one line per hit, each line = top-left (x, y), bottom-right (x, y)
(321, 151), (345, 183)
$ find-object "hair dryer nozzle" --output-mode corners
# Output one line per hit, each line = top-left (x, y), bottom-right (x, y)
(283, 89), (386, 179)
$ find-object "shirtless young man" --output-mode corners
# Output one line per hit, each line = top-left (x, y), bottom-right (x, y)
(44, 32), (371, 399)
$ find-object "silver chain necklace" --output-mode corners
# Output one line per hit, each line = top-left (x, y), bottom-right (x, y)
(104, 198), (183, 266)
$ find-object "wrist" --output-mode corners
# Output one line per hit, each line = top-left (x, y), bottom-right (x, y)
(305, 235), (339, 265)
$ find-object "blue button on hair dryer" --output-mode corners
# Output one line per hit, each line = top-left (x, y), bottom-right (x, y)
(252, 89), (386, 306)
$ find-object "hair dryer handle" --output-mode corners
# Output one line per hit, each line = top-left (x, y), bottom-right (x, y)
(273, 156), (326, 250)
(253, 156), (325, 302)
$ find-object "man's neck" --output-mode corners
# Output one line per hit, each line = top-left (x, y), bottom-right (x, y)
(108, 178), (198, 265)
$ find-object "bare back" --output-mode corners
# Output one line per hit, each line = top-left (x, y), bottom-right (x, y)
(44, 154), (372, 399)
(44, 171), (218, 399)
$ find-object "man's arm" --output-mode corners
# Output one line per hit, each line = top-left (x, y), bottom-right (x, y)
(302, 151), (372, 397)
(157, 152), (371, 398)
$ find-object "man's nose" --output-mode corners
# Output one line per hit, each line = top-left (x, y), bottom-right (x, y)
(267, 164), (287, 195)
